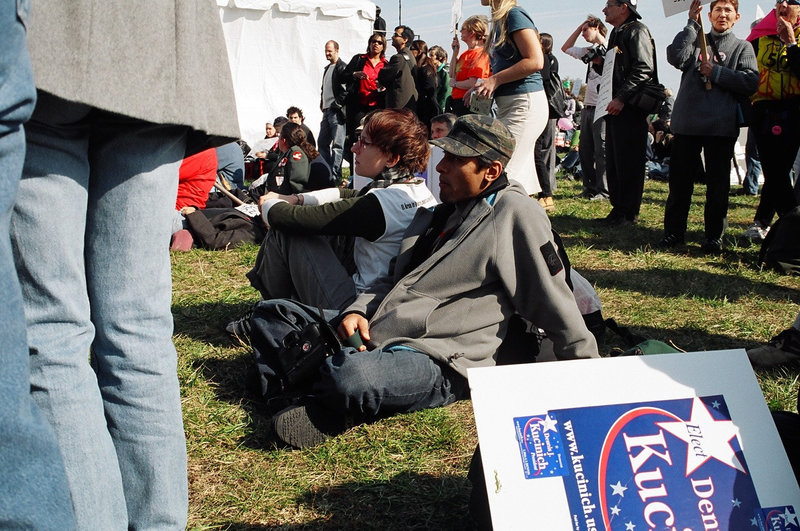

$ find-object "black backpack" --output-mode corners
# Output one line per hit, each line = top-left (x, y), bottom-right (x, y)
(759, 206), (800, 275)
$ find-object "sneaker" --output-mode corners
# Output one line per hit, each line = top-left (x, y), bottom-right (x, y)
(700, 238), (723, 254)
(589, 193), (609, 202)
(170, 229), (193, 251)
(657, 233), (684, 248)
(537, 196), (555, 213)
(271, 402), (346, 449)
(225, 308), (253, 342)
(747, 328), (800, 367)
(743, 222), (770, 241)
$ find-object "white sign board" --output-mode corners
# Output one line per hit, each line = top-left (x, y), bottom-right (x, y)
(468, 350), (800, 530)
(594, 49), (615, 123)
(663, 0), (713, 18)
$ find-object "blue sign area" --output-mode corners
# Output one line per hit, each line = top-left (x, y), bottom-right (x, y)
(513, 395), (796, 531)
(513, 414), (569, 479)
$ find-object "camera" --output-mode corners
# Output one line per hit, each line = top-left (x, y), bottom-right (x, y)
(581, 45), (606, 64)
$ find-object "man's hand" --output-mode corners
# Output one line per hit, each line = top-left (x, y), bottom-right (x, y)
(689, 0), (702, 23)
(777, 14), (798, 45)
(258, 191), (281, 207)
(338, 313), (370, 352)
(606, 97), (625, 116)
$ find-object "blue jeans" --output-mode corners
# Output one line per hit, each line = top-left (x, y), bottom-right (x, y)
(318, 108), (345, 180)
(10, 93), (188, 530)
(0, 2), (76, 529)
(742, 128), (761, 195)
(250, 299), (466, 418)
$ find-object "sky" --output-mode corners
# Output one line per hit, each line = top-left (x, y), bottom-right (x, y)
(376, 0), (769, 94)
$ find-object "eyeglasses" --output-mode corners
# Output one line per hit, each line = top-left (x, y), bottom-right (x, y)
(356, 134), (375, 148)
(777, 0), (800, 5)
(369, 39), (384, 45)
(392, 33), (403, 38)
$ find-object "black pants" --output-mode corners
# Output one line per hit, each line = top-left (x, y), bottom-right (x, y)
(605, 106), (649, 220)
(753, 100), (800, 226)
(534, 118), (557, 197)
(663, 134), (736, 240)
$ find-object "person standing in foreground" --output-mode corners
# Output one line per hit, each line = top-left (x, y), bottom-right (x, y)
(10, 2), (239, 528)
(561, 15), (610, 201)
(318, 40), (347, 182)
(0, 1), (76, 527)
(379, 25), (418, 111)
(260, 115), (598, 449)
(601, 0), (656, 225)
(742, 0), (800, 241)
(473, 0), (546, 197)
(658, 0), (758, 253)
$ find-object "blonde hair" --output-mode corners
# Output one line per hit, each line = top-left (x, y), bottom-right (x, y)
(485, 0), (519, 52)
(462, 14), (489, 42)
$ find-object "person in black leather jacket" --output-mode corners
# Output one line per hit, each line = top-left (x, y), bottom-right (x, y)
(601, 0), (655, 225)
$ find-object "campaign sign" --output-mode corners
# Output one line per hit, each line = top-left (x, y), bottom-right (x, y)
(513, 414), (568, 479)
(537, 394), (782, 530)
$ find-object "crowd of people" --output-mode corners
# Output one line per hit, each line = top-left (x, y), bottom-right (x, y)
(2, 0), (800, 528)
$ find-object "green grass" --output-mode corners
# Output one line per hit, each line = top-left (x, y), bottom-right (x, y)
(172, 175), (800, 529)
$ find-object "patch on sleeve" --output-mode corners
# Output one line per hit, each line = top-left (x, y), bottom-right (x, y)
(540, 241), (563, 276)
(291, 150), (303, 161)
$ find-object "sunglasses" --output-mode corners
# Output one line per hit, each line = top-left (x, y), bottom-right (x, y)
(369, 39), (384, 44)
(778, 0), (800, 5)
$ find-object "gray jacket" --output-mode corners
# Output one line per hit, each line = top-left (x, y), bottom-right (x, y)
(345, 180), (599, 378)
(27, 1), (240, 142)
(668, 21), (758, 137)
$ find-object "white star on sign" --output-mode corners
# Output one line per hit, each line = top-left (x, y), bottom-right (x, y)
(610, 505), (621, 516)
(657, 397), (744, 475)
(782, 507), (798, 527)
(750, 517), (758, 527)
(732, 498), (741, 508)
(540, 415), (558, 433)
(625, 521), (636, 531)
(610, 481), (628, 497)
(711, 400), (721, 409)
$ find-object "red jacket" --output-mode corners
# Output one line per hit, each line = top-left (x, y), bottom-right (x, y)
(176, 148), (218, 210)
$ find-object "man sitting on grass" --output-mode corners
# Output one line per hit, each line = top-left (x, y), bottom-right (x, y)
(258, 115), (599, 449)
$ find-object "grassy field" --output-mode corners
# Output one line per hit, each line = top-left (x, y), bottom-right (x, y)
(172, 176), (800, 529)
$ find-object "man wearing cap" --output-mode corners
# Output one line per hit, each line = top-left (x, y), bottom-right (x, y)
(601, 0), (656, 225)
(266, 115), (598, 449)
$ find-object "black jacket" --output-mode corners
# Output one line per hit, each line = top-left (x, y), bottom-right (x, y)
(378, 47), (418, 110)
(320, 58), (348, 115)
(607, 15), (655, 103)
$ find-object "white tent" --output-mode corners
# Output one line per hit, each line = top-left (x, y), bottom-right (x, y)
(217, 0), (376, 147)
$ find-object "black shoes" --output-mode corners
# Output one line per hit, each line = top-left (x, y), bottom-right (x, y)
(225, 308), (253, 343)
(271, 402), (347, 449)
(700, 238), (723, 254)
(656, 233), (685, 248)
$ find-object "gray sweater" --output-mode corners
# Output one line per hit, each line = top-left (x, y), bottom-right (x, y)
(667, 21), (758, 138)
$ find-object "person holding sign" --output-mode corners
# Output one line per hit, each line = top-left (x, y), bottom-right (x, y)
(742, 0), (800, 241)
(658, 0), (758, 253)
(601, 0), (655, 226)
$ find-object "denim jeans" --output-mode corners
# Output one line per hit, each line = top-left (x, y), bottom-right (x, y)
(742, 128), (761, 195)
(10, 93), (189, 530)
(318, 107), (345, 180)
(0, 1), (76, 528)
(251, 299), (466, 418)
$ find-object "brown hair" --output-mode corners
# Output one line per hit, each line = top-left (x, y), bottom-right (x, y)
(710, 0), (739, 12)
(462, 14), (489, 42)
(280, 123), (319, 160)
(540, 33), (553, 55)
(367, 34), (387, 58)
(362, 108), (430, 174)
(585, 15), (608, 37)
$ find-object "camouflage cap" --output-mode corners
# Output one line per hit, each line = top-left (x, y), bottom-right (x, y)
(430, 114), (515, 167)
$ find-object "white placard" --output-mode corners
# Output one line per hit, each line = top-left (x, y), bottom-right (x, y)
(594, 48), (615, 123)
(468, 350), (800, 530)
(663, 0), (713, 18)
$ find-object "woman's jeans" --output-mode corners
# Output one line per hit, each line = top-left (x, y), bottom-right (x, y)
(10, 93), (189, 530)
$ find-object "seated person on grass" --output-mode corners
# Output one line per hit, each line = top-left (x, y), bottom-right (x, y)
(256, 114), (599, 449)
(226, 109), (437, 335)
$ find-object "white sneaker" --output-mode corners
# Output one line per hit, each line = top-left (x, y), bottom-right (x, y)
(743, 222), (770, 241)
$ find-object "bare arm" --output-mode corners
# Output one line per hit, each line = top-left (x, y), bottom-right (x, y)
(475, 28), (543, 98)
(561, 23), (583, 53)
